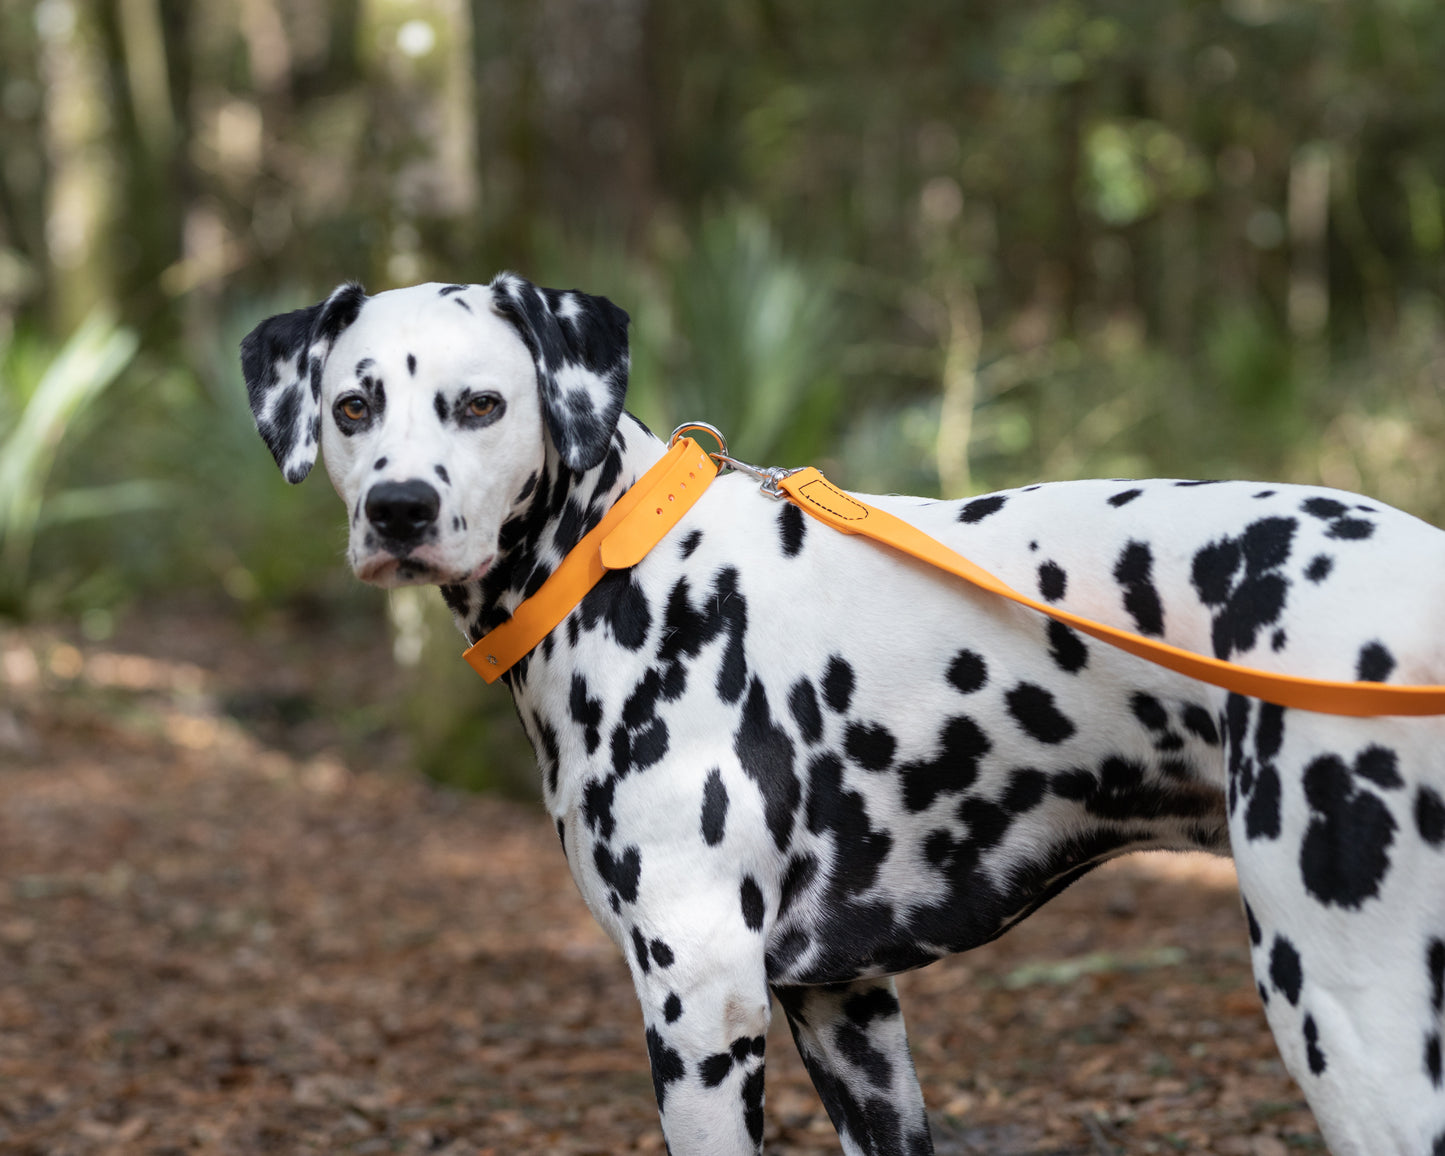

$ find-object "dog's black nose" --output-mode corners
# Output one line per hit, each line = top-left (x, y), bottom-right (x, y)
(365, 479), (440, 543)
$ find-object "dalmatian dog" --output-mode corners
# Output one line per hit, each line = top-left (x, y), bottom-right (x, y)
(241, 275), (1445, 1156)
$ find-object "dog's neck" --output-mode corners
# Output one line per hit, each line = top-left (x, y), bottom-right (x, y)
(437, 412), (666, 683)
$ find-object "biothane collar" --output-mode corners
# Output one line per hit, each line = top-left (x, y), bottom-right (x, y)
(465, 426), (1445, 716)
(463, 435), (718, 683)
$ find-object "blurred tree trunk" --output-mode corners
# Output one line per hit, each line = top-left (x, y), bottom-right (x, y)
(471, 0), (538, 269)
(1154, 12), (1195, 359)
(95, 0), (191, 333)
(37, 0), (117, 329)
(936, 280), (981, 499)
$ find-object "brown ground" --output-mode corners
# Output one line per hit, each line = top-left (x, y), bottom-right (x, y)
(0, 608), (1322, 1155)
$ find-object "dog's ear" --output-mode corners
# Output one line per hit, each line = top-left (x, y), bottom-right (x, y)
(488, 272), (630, 472)
(240, 283), (367, 483)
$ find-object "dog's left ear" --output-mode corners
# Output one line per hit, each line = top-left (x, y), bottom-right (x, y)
(240, 283), (367, 483)
(488, 272), (630, 472)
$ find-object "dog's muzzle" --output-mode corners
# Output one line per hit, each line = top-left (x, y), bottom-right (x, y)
(365, 478), (440, 549)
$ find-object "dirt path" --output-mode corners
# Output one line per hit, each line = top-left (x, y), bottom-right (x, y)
(0, 613), (1319, 1155)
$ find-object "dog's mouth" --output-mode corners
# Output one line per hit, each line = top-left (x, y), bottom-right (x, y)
(355, 552), (494, 588)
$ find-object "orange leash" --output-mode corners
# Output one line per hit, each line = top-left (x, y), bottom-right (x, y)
(777, 469), (1445, 718)
(465, 433), (1445, 716)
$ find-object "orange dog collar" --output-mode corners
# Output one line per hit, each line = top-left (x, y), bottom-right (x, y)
(463, 437), (718, 683)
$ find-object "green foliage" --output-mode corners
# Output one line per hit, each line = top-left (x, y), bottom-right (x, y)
(0, 313), (156, 615)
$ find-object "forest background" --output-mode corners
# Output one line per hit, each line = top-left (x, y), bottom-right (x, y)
(3, 0), (1444, 788)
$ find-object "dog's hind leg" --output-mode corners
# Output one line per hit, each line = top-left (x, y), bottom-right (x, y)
(1227, 701), (1445, 1154)
(775, 978), (933, 1156)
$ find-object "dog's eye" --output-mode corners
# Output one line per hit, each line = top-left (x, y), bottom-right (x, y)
(338, 396), (369, 422)
(467, 394), (500, 419)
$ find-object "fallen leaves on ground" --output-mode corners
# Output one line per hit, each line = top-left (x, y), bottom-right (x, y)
(0, 609), (1321, 1154)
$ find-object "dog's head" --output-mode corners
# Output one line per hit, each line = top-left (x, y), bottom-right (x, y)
(240, 275), (630, 587)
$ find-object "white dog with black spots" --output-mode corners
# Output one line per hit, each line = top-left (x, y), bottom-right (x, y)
(242, 274), (1445, 1155)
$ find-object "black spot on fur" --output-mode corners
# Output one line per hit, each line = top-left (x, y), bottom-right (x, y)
(947, 650), (988, 694)
(742, 1065), (766, 1145)
(1006, 683), (1076, 744)
(657, 568), (748, 705)
(632, 927), (651, 973)
(1269, 935), (1302, 1004)
(569, 674), (602, 755)
(1113, 541), (1165, 636)
(679, 528), (703, 559)
(778, 853), (819, 918)
(822, 656), (855, 713)
(1046, 619), (1088, 673)
(1430, 939), (1445, 1011)
(901, 715), (992, 812)
(835, 1020), (893, 1088)
(1037, 561), (1067, 601)
(735, 679), (800, 853)
(1245, 763), (1282, 840)
(789, 678), (823, 744)
(645, 1025), (685, 1109)
(583, 776), (617, 840)
(1303, 495), (1376, 540)
(1428, 1033), (1444, 1088)
(1108, 488), (1142, 507)
(1182, 704), (1220, 745)
(1302, 497), (1346, 519)
(1328, 517), (1374, 540)
(531, 716), (561, 797)
(1300, 752), (1397, 908)
(806, 752), (894, 892)
(959, 494), (1007, 523)
(663, 993), (682, 1022)
(701, 768), (729, 846)
(1244, 901), (1262, 946)
(846, 721), (897, 771)
(594, 843), (642, 905)
(1354, 745), (1402, 789)
(779, 502), (806, 557)
(700, 1051), (734, 1087)
(1192, 517), (1297, 659)
(1131, 692), (1169, 732)
(1004, 769), (1048, 813)
(651, 939), (674, 967)
(844, 986), (901, 1025)
(1305, 554), (1333, 583)
(1304, 1014), (1327, 1075)
(406, 353), (416, 375)
(579, 571), (652, 651)
(1417, 787), (1445, 846)
(740, 875), (766, 931)
(1356, 641), (1396, 682)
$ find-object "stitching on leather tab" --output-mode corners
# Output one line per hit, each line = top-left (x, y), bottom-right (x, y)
(798, 479), (868, 521)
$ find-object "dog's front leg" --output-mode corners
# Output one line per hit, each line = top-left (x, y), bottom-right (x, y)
(776, 978), (933, 1156)
(629, 928), (772, 1154)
